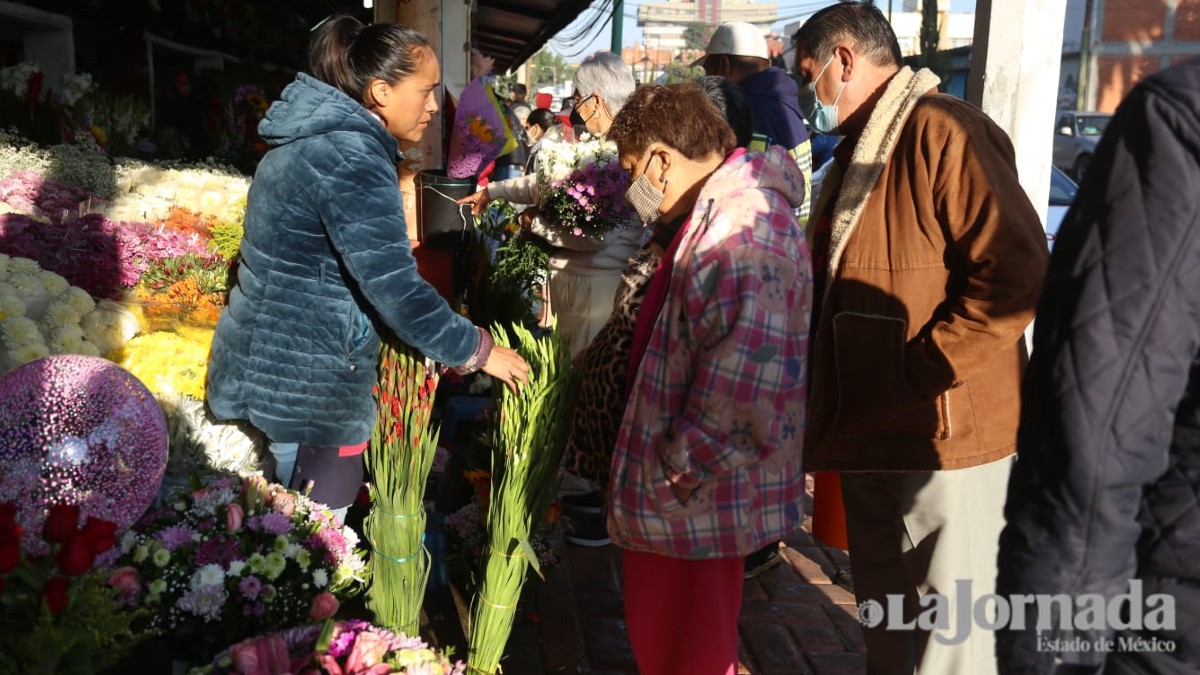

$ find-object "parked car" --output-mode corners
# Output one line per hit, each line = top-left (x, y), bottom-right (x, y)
(1053, 111), (1112, 182)
(1046, 165), (1078, 249)
(807, 163), (1077, 249)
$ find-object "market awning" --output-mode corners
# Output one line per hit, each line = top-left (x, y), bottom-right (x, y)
(474, 0), (594, 72)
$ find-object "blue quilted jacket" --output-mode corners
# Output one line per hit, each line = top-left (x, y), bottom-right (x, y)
(206, 73), (480, 446)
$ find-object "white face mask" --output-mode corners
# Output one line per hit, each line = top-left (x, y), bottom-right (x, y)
(624, 154), (665, 225)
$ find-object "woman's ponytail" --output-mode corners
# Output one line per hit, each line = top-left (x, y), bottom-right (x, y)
(307, 16), (432, 106)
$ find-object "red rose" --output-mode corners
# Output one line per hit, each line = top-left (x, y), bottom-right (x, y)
(43, 576), (69, 613)
(79, 517), (117, 554)
(0, 538), (19, 574)
(43, 504), (80, 544)
(57, 535), (95, 576)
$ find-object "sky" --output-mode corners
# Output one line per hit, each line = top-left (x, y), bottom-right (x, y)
(549, 0), (978, 62)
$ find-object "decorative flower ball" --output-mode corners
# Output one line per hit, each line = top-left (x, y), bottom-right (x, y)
(0, 355), (167, 552)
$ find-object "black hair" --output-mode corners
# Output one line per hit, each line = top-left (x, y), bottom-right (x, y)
(526, 107), (557, 131)
(513, 83), (528, 98)
(790, 1), (902, 68)
(308, 16), (432, 106)
(696, 76), (753, 148)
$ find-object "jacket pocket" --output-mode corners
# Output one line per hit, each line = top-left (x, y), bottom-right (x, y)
(831, 312), (949, 441)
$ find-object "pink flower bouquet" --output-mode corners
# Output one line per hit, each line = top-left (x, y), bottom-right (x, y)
(196, 619), (466, 675)
(446, 78), (516, 179)
(113, 476), (368, 663)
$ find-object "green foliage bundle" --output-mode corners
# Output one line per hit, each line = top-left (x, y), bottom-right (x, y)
(467, 322), (576, 674)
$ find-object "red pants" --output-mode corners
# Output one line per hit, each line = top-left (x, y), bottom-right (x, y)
(622, 550), (744, 675)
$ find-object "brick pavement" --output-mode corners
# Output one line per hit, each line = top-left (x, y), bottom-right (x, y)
(535, 530), (866, 675)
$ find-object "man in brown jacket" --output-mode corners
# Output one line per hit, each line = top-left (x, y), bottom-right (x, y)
(791, 4), (1049, 674)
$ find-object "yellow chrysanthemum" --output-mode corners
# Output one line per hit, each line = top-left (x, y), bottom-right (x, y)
(113, 328), (214, 399)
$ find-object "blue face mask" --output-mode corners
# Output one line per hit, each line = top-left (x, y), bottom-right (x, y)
(799, 55), (846, 135)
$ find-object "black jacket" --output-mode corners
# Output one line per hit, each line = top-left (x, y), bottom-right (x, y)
(996, 59), (1200, 674)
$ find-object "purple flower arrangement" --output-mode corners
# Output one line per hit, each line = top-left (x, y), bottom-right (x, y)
(0, 170), (216, 299)
(540, 159), (636, 240)
(112, 476), (368, 663)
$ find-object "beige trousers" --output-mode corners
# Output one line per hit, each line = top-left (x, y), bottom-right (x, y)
(545, 268), (623, 359)
(842, 455), (1014, 675)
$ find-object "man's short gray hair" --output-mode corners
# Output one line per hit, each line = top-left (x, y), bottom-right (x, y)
(574, 51), (637, 114)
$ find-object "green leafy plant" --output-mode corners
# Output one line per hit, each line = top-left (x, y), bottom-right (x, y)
(208, 200), (246, 261)
(467, 323), (576, 673)
(140, 255), (229, 295)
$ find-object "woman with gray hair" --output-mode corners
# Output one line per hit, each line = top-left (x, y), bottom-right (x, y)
(459, 51), (642, 358)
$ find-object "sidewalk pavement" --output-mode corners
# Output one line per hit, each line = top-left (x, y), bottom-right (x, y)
(535, 529), (866, 675)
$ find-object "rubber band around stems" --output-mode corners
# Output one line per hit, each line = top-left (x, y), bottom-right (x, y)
(371, 533), (427, 564)
(488, 545), (524, 558)
(477, 593), (518, 610)
(374, 506), (422, 519)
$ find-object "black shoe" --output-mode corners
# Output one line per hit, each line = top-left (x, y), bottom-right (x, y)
(565, 512), (611, 547)
(561, 490), (604, 515)
(743, 542), (784, 579)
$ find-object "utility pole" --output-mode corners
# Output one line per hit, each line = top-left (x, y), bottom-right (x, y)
(1076, 0), (1095, 110)
(889, 0), (893, 24)
(611, 0), (624, 52)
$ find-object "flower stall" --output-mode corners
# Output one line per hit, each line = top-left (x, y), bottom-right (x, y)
(0, 73), (579, 669)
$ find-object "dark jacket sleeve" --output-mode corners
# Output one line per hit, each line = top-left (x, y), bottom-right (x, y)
(315, 140), (480, 366)
(996, 70), (1200, 674)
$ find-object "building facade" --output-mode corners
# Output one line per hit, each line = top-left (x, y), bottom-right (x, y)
(1062, 0), (1200, 111)
(636, 0), (777, 52)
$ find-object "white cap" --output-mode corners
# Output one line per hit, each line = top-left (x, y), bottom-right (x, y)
(693, 22), (769, 67)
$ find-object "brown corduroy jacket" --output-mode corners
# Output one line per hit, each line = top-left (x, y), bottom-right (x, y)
(804, 67), (1050, 472)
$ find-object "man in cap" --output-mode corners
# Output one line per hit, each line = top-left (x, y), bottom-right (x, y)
(698, 21), (813, 227)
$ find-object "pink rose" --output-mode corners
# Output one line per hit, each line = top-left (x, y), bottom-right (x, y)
(226, 503), (245, 532)
(309, 592), (340, 621)
(108, 566), (142, 604)
(343, 631), (390, 673)
(229, 634), (290, 675)
(271, 491), (297, 518)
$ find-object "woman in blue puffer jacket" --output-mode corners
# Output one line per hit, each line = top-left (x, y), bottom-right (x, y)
(206, 16), (528, 519)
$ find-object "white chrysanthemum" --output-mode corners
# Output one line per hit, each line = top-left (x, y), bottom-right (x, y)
(1, 315), (41, 347)
(41, 300), (82, 328)
(49, 332), (84, 354)
(40, 271), (70, 296)
(311, 569), (328, 588)
(7, 257), (40, 276)
(11, 341), (49, 363)
(62, 287), (96, 315)
(51, 323), (85, 343)
(192, 563), (226, 588)
(0, 293), (25, 320)
(81, 300), (140, 354)
(75, 340), (100, 357)
(6, 272), (41, 295)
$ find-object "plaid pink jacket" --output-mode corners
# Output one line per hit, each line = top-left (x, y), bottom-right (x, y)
(607, 147), (812, 559)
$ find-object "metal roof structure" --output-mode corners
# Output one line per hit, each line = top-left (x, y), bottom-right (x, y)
(475, 0), (597, 72)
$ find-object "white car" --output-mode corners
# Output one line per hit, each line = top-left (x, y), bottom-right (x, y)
(808, 163), (1078, 249)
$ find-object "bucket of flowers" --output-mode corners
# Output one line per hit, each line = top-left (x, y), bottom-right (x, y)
(190, 618), (466, 674)
(112, 476), (369, 665)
